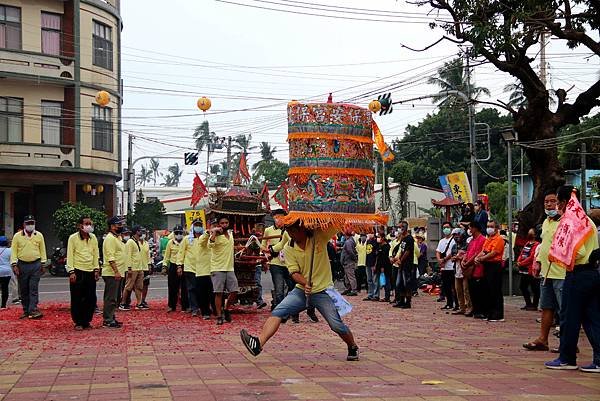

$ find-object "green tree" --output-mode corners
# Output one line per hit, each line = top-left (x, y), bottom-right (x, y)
(252, 142), (277, 171)
(485, 181), (518, 224)
(416, 0), (600, 234)
(136, 165), (152, 186)
(128, 191), (166, 230)
(558, 112), (600, 170)
(161, 163), (183, 187)
(428, 58), (490, 108)
(389, 160), (414, 220)
(252, 160), (288, 189)
(193, 121), (217, 152)
(149, 158), (161, 186)
(52, 202), (108, 244)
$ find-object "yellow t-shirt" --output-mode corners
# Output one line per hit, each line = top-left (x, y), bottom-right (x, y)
(537, 217), (564, 279)
(209, 231), (234, 272)
(356, 241), (367, 267)
(126, 239), (145, 271)
(194, 233), (211, 276)
(66, 232), (99, 272)
(262, 226), (284, 267)
(140, 240), (151, 271)
(574, 216), (599, 266)
(177, 235), (203, 274)
(102, 233), (127, 276)
(284, 227), (337, 294)
(10, 230), (47, 264)
(163, 239), (181, 266)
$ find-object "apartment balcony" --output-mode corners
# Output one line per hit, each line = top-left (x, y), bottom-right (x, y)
(0, 142), (75, 169)
(0, 49), (75, 82)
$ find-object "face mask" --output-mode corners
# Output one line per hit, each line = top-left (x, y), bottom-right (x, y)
(545, 209), (558, 218)
(175, 234), (183, 241)
(83, 224), (94, 234)
(486, 228), (495, 236)
(442, 228), (451, 236)
(193, 226), (204, 234)
(25, 224), (35, 233)
(467, 229), (472, 236)
(115, 226), (123, 234)
(122, 235), (130, 242)
(140, 234), (146, 240)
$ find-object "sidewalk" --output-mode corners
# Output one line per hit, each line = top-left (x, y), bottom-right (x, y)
(0, 293), (598, 401)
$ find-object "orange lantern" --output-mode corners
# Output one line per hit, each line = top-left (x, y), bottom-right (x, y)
(95, 90), (110, 107)
(96, 184), (104, 194)
(368, 100), (382, 114)
(197, 96), (212, 112)
(82, 184), (92, 193)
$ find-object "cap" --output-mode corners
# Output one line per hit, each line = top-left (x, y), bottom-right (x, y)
(108, 215), (124, 225)
(192, 218), (203, 225)
(173, 225), (183, 232)
(23, 215), (35, 223)
(121, 226), (131, 234)
(0, 236), (8, 246)
(451, 228), (462, 235)
(271, 209), (287, 217)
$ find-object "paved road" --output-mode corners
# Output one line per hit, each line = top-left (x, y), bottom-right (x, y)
(38, 272), (276, 302)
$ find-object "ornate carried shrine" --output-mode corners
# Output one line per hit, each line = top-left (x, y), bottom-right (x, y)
(280, 101), (388, 230)
(207, 185), (267, 301)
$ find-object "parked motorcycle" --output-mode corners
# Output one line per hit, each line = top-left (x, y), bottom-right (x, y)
(49, 247), (68, 276)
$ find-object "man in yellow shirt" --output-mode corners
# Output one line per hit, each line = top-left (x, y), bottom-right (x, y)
(193, 224), (212, 320)
(262, 210), (289, 310)
(209, 216), (238, 325)
(164, 225), (187, 312)
(139, 228), (152, 309)
(11, 215), (47, 320)
(120, 226), (146, 311)
(241, 221), (359, 361)
(102, 216), (127, 328)
(66, 215), (100, 330)
(177, 219), (207, 317)
(545, 186), (600, 372)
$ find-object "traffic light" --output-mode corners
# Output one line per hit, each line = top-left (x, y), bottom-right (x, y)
(184, 152), (199, 165)
(377, 93), (393, 115)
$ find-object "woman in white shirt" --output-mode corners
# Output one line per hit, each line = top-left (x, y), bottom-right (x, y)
(0, 236), (12, 308)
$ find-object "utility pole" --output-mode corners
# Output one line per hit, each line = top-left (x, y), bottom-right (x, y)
(582, 142), (587, 212)
(466, 52), (478, 198)
(127, 133), (134, 216)
(540, 31), (548, 87)
(226, 136), (232, 188)
(507, 138), (513, 296)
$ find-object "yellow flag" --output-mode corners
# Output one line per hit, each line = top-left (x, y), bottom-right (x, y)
(372, 121), (395, 162)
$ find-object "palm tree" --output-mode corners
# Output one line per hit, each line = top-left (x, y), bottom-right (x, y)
(136, 165), (152, 186)
(209, 164), (221, 175)
(504, 80), (556, 109)
(161, 163), (183, 187)
(149, 158), (160, 185)
(193, 121), (217, 152)
(428, 58), (490, 108)
(252, 142), (277, 170)
(232, 134), (257, 154)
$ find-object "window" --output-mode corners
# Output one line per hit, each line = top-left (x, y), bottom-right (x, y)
(0, 97), (23, 143)
(0, 5), (21, 49)
(42, 101), (62, 145)
(92, 105), (112, 152)
(41, 12), (61, 55)
(92, 21), (112, 70)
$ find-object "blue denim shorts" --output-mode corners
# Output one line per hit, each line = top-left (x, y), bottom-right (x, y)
(272, 287), (350, 335)
(539, 278), (563, 310)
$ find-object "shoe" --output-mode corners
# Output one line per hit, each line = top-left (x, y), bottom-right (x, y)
(292, 315), (300, 324)
(452, 307), (460, 311)
(441, 305), (452, 310)
(520, 305), (529, 310)
(191, 311), (199, 317)
(281, 317), (288, 324)
(223, 309), (232, 323)
(136, 304), (146, 310)
(464, 312), (474, 317)
(12, 298), (21, 305)
(184, 308), (192, 314)
(18, 312), (28, 319)
(167, 308), (175, 313)
(114, 319), (122, 326)
(536, 317), (542, 323)
(525, 306), (538, 311)
(347, 346), (360, 361)
(74, 325), (84, 331)
(102, 321), (122, 328)
(473, 314), (487, 319)
(307, 309), (319, 323)
(545, 358), (578, 370)
(487, 318), (505, 322)
(400, 302), (411, 309)
(452, 310), (465, 315)
(140, 302), (150, 309)
(216, 317), (224, 325)
(257, 302), (267, 309)
(118, 304), (131, 311)
(362, 297), (372, 301)
(579, 363), (600, 373)
(341, 290), (350, 295)
(346, 291), (358, 296)
(28, 311), (43, 319)
(436, 297), (445, 302)
(82, 324), (92, 330)
(202, 315), (210, 320)
(240, 329), (262, 356)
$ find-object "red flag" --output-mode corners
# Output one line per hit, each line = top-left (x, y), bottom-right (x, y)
(259, 182), (271, 212)
(272, 181), (288, 211)
(190, 172), (208, 208)
(239, 153), (251, 182)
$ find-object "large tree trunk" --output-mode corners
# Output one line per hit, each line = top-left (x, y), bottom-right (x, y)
(515, 109), (565, 235)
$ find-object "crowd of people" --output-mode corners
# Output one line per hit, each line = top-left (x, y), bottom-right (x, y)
(1, 185), (599, 370)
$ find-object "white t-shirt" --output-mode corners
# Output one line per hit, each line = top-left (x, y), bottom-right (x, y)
(436, 237), (456, 271)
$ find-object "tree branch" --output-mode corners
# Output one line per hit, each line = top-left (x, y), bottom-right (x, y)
(400, 35), (465, 52)
(553, 80), (600, 127)
(539, 20), (600, 55)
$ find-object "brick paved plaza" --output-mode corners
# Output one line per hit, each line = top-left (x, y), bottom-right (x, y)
(1, 294), (598, 401)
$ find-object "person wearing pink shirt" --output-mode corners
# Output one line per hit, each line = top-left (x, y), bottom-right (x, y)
(461, 222), (487, 318)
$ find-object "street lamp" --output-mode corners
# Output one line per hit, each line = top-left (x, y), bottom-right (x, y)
(501, 129), (518, 297)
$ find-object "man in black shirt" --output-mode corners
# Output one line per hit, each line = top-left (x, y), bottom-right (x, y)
(393, 221), (416, 309)
(363, 233), (379, 301)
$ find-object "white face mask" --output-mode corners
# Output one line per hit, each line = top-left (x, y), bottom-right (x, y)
(467, 229), (472, 236)
(140, 233), (146, 240)
(83, 224), (94, 234)
(25, 224), (35, 233)
(122, 235), (130, 242)
(486, 228), (495, 236)
(175, 234), (183, 241)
